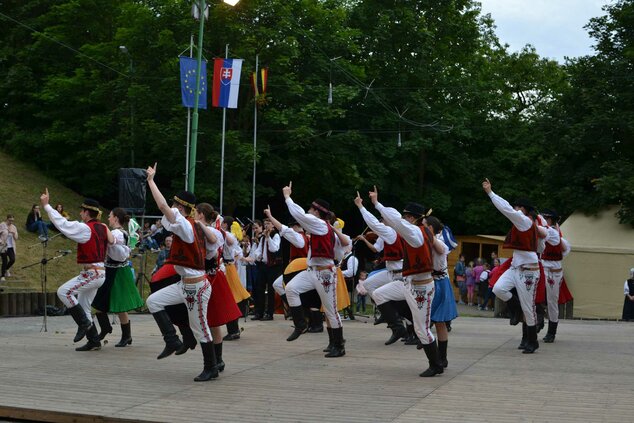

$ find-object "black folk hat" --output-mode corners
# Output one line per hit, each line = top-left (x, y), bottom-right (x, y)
(402, 202), (427, 218)
(79, 198), (101, 212)
(540, 208), (560, 221)
(173, 190), (196, 210)
(310, 198), (331, 215)
(512, 198), (535, 212)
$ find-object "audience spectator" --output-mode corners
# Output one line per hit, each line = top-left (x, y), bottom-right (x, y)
(473, 258), (485, 305)
(55, 204), (70, 219)
(152, 235), (172, 274)
(465, 260), (476, 306)
(0, 215), (18, 281)
(356, 270), (368, 313)
(26, 204), (50, 241)
(622, 268), (634, 322)
(454, 254), (467, 304)
(479, 258), (500, 310)
(478, 263), (491, 309)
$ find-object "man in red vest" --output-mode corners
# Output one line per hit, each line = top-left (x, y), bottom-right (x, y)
(282, 182), (346, 358)
(484, 178), (547, 354)
(540, 209), (570, 343)
(42, 190), (113, 352)
(370, 186), (443, 377)
(144, 163), (217, 381)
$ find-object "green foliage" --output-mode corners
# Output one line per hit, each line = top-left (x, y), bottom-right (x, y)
(1, 0), (633, 236)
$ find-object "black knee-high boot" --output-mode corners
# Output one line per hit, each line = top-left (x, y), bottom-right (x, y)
(194, 342), (219, 381)
(378, 303), (406, 345)
(506, 288), (523, 326)
(522, 325), (539, 354)
(153, 310), (183, 359)
(68, 305), (92, 343)
(543, 321), (558, 343)
(95, 312), (112, 341)
(420, 341), (444, 377)
(75, 324), (101, 351)
(286, 306), (307, 342)
(324, 327), (345, 358)
(214, 342), (225, 372)
(438, 340), (448, 368)
(518, 322), (528, 350)
(323, 327), (334, 353)
(175, 324), (197, 355)
(115, 321), (132, 347)
(307, 309), (324, 333)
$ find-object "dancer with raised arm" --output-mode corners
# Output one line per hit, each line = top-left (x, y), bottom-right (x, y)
(42, 189), (113, 351)
(144, 163), (217, 381)
(370, 186), (443, 377)
(283, 182), (346, 358)
(483, 178), (547, 354)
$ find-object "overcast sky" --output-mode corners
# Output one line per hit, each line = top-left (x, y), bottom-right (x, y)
(478, 0), (611, 62)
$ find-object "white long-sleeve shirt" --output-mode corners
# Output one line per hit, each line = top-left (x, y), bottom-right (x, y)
(341, 253), (359, 279)
(624, 280), (634, 296)
(257, 232), (281, 264)
(107, 229), (130, 263)
(359, 206), (403, 271)
(285, 197), (334, 266)
(487, 192), (539, 267)
(204, 225), (224, 260)
(279, 225), (306, 249)
(161, 208), (204, 278)
(374, 202), (431, 279)
(44, 204), (103, 266)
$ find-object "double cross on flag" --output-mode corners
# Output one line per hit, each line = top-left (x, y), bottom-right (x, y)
(179, 57), (243, 109)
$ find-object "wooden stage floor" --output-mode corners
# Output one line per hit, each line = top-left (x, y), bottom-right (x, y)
(0, 313), (632, 423)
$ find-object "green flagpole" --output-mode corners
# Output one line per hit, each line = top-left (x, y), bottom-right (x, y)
(188, 0), (207, 194)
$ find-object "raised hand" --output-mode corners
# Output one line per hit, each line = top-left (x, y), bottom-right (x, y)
(482, 178), (492, 194)
(146, 162), (157, 182)
(282, 181), (292, 199)
(40, 188), (50, 207)
(263, 205), (272, 218)
(354, 191), (363, 208)
(369, 185), (379, 205)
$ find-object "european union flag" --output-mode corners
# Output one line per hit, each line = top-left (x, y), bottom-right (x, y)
(180, 56), (207, 109)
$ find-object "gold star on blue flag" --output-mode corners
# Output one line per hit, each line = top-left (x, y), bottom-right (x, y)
(179, 56), (207, 109)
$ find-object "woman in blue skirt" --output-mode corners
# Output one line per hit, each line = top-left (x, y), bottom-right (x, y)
(424, 216), (458, 369)
(92, 208), (144, 347)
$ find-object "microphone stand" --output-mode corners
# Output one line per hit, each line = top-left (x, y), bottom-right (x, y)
(22, 240), (70, 332)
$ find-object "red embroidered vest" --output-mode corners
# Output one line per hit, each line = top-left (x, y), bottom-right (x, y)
(402, 226), (434, 276)
(383, 234), (404, 261)
(310, 223), (335, 260)
(503, 219), (538, 252)
(165, 217), (206, 270)
(542, 228), (563, 261)
(77, 220), (108, 264)
(289, 233), (309, 260)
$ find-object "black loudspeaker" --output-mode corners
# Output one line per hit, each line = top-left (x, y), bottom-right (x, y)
(118, 168), (147, 214)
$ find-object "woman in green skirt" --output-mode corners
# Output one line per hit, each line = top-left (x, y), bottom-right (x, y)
(92, 208), (144, 347)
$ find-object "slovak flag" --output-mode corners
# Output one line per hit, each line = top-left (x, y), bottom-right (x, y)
(212, 58), (243, 109)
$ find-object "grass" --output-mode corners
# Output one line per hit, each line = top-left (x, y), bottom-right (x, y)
(0, 150), (101, 291)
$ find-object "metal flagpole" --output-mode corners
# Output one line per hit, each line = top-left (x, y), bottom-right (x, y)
(251, 54), (258, 227)
(219, 43), (228, 214)
(185, 34), (194, 190)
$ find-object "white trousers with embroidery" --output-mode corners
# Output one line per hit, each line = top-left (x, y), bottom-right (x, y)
(371, 278), (436, 345)
(493, 266), (540, 326)
(545, 268), (563, 323)
(57, 269), (105, 321)
(272, 275), (285, 296)
(146, 280), (213, 343)
(360, 269), (402, 296)
(285, 268), (342, 329)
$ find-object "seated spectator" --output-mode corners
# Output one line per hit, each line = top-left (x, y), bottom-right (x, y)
(55, 204), (70, 219)
(25, 204), (49, 241)
(152, 235), (172, 274)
